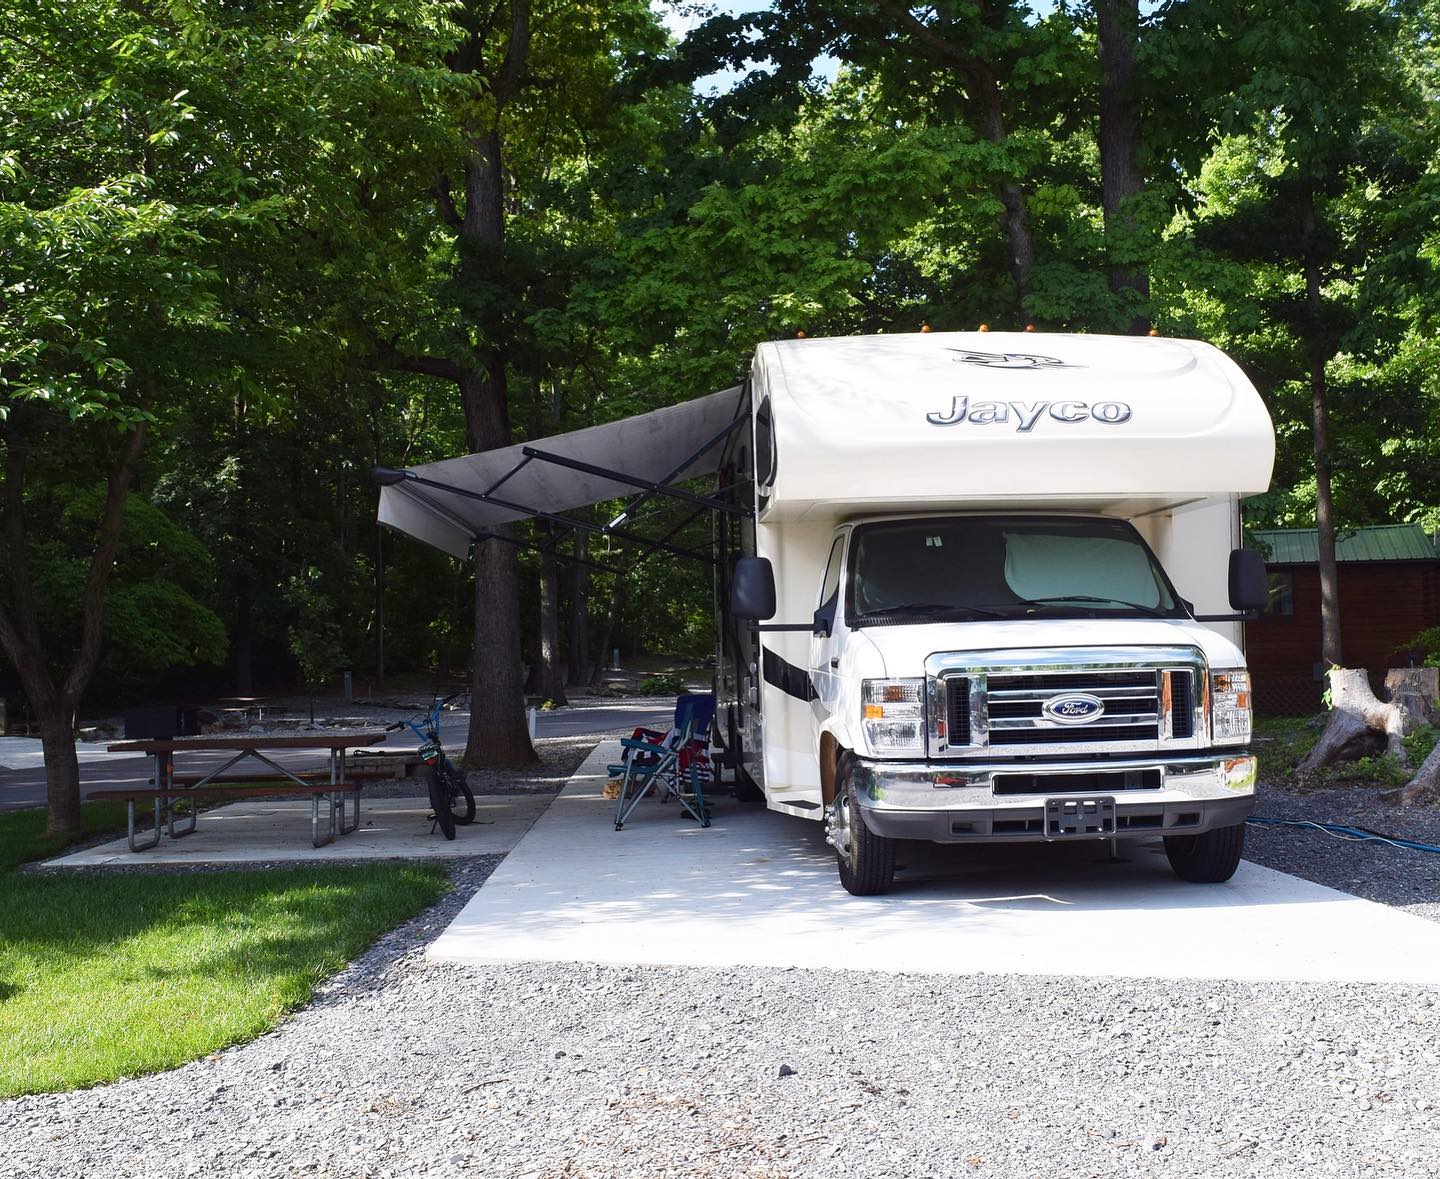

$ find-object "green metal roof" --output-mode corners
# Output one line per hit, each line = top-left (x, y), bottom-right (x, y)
(1250, 524), (1440, 565)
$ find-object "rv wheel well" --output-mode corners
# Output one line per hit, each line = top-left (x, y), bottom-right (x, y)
(820, 733), (841, 807)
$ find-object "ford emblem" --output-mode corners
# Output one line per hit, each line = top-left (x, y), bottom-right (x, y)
(1042, 693), (1106, 725)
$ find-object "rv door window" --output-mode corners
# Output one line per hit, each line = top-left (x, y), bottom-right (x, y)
(818, 535), (846, 609)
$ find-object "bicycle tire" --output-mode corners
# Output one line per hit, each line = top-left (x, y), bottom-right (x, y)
(427, 765), (457, 840)
(445, 763), (476, 825)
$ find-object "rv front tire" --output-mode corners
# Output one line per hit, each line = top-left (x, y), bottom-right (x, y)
(832, 756), (897, 896)
(1163, 822), (1246, 883)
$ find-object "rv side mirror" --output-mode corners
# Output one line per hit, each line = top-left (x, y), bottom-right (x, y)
(1228, 548), (1268, 613)
(731, 557), (777, 621)
(812, 608), (832, 638)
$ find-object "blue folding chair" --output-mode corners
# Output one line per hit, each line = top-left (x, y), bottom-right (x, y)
(611, 693), (714, 830)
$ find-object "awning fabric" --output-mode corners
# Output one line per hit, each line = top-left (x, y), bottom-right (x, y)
(377, 386), (745, 559)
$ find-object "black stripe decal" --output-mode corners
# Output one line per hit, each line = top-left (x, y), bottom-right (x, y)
(762, 646), (815, 702)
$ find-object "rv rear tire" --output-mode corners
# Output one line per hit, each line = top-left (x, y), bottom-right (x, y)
(1163, 821), (1245, 883)
(832, 757), (896, 896)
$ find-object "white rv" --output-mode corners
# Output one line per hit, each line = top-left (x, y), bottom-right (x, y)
(714, 330), (1275, 895)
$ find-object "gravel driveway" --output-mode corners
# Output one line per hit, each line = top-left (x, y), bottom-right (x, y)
(8, 753), (1440, 1177)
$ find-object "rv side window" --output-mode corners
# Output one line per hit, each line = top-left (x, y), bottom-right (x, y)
(818, 535), (846, 610)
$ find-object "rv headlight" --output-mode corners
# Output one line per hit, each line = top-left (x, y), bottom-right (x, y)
(1210, 669), (1252, 746)
(861, 678), (925, 754)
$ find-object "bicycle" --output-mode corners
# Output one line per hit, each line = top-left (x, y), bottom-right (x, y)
(386, 691), (476, 839)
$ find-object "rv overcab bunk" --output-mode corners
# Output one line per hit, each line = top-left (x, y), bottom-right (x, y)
(715, 331), (1275, 894)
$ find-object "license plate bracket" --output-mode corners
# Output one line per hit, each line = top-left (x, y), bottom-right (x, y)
(1044, 796), (1117, 839)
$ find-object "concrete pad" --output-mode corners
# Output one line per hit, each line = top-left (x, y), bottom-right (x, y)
(44, 794), (553, 867)
(430, 741), (1440, 984)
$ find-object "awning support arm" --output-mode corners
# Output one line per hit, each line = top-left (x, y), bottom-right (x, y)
(520, 445), (746, 518)
(481, 452), (535, 498)
(473, 528), (624, 575)
(607, 411), (749, 528)
(626, 504), (713, 573)
(397, 472), (711, 565)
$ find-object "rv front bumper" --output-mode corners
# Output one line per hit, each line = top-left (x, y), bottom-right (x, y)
(851, 753), (1256, 843)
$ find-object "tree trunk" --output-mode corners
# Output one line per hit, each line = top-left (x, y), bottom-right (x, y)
(466, 525), (535, 766)
(879, 0), (1035, 309)
(0, 411), (146, 837)
(567, 536), (590, 686)
(1301, 188), (1342, 667)
(234, 572), (253, 695)
(453, 58), (536, 766)
(534, 547), (566, 705)
(1096, 0), (1150, 331)
(590, 573), (623, 687)
(1397, 739), (1440, 806)
(459, 360), (536, 768)
(37, 698), (82, 836)
(972, 86), (1034, 308)
(1298, 668), (1433, 774)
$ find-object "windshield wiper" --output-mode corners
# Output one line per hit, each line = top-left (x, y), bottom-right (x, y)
(1020, 594), (1170, 618)
(854, 602), (1007, 622)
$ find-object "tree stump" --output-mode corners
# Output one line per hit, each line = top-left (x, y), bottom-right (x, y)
(1299, 667), (1440, 804)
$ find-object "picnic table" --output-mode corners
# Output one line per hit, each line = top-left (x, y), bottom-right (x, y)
(92, 732), (390, 852)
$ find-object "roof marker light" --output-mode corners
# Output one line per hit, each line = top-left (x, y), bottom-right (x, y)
(977, 323), (989, 332)
(920, 323), (931, 333)
(1024, 323), (1036, 333)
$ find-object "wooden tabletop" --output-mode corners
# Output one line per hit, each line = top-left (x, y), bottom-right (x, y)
(107, 731), (391, 753)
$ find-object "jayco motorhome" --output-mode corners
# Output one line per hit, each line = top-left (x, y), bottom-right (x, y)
(713, 331), (1275, 894)
(373, 328), (1274, 898)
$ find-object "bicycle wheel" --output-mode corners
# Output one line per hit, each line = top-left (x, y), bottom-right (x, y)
(444, 763), (476, 825)
(427, 765), (457, 840)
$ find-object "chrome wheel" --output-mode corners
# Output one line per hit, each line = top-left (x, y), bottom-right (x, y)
(826, 789), (853, 865)
(831, 756), (897, 896)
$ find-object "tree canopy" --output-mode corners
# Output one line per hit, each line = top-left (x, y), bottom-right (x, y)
(2, 0), (1438, 830)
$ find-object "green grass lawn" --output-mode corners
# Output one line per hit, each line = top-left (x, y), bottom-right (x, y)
(0, 803), (449, 1098)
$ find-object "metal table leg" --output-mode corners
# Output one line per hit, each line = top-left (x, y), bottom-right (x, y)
(128, 798), (162, 852)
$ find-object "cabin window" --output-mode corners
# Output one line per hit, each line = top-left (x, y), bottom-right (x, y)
(1265, 572), (1295, 616)
(754, 397), (776, 488)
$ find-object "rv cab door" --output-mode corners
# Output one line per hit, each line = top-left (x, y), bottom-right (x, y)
(809, 531), (848, 721)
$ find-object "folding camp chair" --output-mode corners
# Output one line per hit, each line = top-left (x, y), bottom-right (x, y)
(612, 693), (714, 830)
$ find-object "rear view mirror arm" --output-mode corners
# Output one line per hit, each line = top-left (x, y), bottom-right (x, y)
(1192, 611), (1260, 622)
(748, 621), (828, 633)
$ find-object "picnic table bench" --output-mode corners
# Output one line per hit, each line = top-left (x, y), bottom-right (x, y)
(94, 732), (389, 852)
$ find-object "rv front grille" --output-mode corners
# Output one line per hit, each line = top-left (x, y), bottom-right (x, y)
(986, 670), (1161, 747)
(1170, 670), (1195, 738)
(946, 677), (971, 746)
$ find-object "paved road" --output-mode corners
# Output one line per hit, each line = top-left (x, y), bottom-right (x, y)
(0, 699), (676, 813)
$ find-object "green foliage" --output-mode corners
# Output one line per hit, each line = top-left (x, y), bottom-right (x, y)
(1326, 751), (1412, 788)
(1253, 714), (1322, 782)
(284, 569), (348, 690)
(1402, 628), (1440, 669)
(3, 0), (1440, 722)
(640, 672), (685, 696)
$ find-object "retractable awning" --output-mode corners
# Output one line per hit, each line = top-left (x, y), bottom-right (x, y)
(374, 385), (746, 562)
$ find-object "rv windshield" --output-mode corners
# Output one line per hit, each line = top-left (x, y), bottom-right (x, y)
(846, 516), (1185, 625)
